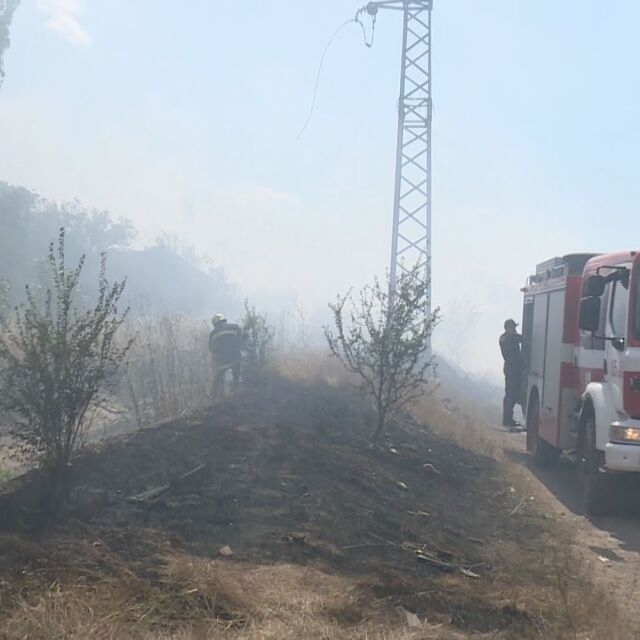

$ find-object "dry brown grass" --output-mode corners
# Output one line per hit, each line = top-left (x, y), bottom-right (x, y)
(525, 545), (629, 640)
(412, 391), (501, 460)
(0, 550), (474, 640)
(3, 545), (624, 640)
(412, 391), (632, 640)
(273, 346), (357, 388)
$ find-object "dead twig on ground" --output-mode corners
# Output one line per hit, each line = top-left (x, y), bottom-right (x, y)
(366, 532), (401, 548)
(415, 551), (455, 571)
(342, 543), (391, 551)
(510, 495), (529, 516)
(127, 464), (205, 503)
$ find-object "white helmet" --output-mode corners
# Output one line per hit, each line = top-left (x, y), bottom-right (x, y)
(212, 313), (226, 327)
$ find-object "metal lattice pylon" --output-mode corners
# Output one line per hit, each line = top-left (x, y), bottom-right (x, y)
(389, 1), (432, 284)
(364, 1), (433, 347)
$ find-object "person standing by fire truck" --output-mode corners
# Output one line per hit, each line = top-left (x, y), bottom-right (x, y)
(499, 318), (524, 430)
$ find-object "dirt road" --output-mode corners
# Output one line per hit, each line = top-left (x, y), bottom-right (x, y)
(497, 426), (640, 633)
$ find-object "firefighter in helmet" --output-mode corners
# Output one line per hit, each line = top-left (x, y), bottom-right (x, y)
(209, 313), (243, 399)
(499, 318), (524, 430)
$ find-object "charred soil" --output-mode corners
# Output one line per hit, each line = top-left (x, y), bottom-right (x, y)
(0, 375), (618, 638)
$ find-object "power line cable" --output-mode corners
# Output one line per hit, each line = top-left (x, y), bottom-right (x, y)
(295, 18), (355, 141)
(295, 6), (376, 141)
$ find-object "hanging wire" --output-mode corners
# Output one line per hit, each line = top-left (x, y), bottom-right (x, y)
(295, 18), (355, 141)
(295, 6), (377, 141)
(355, 6), (377, 48)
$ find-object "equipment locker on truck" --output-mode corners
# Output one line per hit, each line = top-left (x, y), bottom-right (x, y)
(522, 252), (640, 515)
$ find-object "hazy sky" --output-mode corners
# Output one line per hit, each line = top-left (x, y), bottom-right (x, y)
(2, 0), (640, 377)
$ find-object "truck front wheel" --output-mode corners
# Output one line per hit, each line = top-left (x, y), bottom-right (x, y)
(578, 415), (610, 517)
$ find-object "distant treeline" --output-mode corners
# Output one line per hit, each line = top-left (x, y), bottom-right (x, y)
(0, 181), (238, 315)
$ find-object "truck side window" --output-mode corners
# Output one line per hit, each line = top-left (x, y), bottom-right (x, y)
(610, 280), (629, 338)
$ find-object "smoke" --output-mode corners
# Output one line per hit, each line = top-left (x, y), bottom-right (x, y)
(0, 0), (20, 88)
(37, 0), (90, 47)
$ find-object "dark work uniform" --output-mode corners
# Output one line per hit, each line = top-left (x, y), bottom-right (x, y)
(209, 321), (242, 398)
(499, 331), (523, 426)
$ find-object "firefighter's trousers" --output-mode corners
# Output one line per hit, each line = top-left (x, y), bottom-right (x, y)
(213, 360), (241, 400)
(503, 366), (523, 425)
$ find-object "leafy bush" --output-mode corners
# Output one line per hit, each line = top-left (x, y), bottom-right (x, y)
(325, 265), (439, 439)
(241, 300), (275, 374)
(0, 229), (132, 503)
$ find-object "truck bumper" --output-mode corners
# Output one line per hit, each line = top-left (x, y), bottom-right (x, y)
(605, 443), (640, 472)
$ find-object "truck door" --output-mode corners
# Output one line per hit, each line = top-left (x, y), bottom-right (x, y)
(529, 293), (548, 402)
(522, 297), (534, 414)
(540, 290), (565, 444)
(605, 273), (630, 420)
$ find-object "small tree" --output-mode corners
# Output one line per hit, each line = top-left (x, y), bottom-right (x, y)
(0, 228), (132, 502)
(241, 300), (275, 375)
(325, 265), (439, 439)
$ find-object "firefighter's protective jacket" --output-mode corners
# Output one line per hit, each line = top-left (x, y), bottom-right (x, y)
(209, 322), (242, 366)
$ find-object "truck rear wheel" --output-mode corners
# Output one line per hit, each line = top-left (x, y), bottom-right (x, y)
(526, 396), (557, 467)
(578, 415), (610, 517)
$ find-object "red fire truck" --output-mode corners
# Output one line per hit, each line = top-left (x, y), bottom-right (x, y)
(522, 251), (640, 515)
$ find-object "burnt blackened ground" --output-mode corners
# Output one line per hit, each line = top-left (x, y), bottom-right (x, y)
(0, 375), (578, 636)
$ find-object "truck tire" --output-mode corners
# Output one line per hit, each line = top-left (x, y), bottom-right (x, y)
(526, 396), (558, 467)
(578, 415), (610, 517)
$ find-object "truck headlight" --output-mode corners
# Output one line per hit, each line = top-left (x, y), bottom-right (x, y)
(610, 423), (640, 444)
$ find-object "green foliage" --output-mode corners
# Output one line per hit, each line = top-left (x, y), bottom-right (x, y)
(0, 229), (132, 499)
(241, 300), (275, 373)
(325, 265), (440, 438)
(0, 182), (135, 307)
(0, 182), (237, 315)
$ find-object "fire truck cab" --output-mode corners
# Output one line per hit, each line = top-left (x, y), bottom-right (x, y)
(522, 251), (640, 515)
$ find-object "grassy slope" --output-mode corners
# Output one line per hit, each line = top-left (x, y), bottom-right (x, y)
(0, 374), (625, 639)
